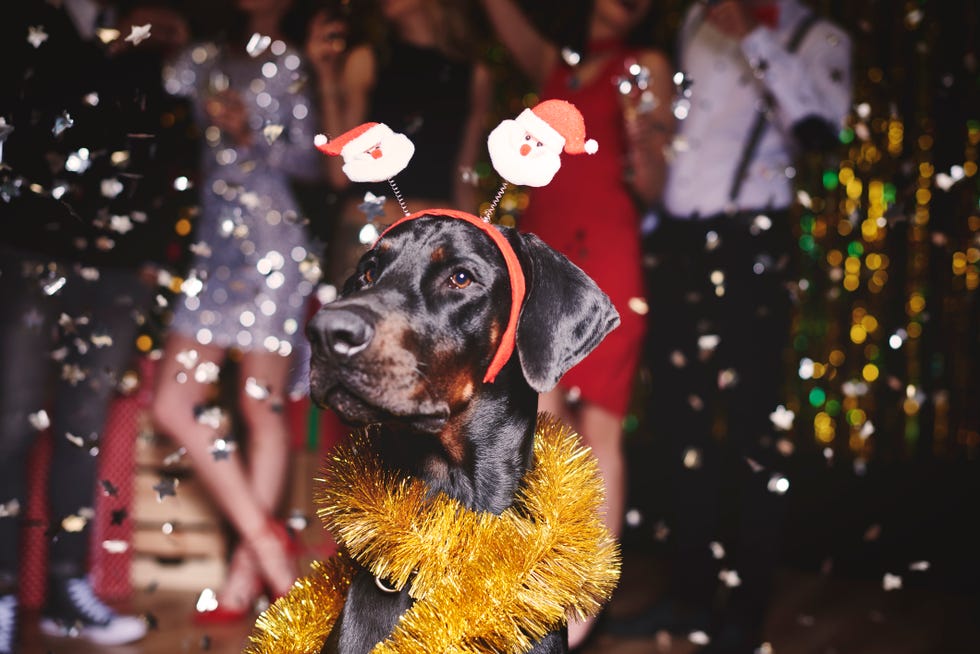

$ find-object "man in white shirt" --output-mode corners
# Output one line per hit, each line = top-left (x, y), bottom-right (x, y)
(636, 1), (851, 651)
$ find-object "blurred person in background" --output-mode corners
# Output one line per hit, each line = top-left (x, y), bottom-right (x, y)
(0, 0), (192, 650)
(477, 0), (675, 648)
(305, 0), (493, 288)
(619, 1), (852, 651)
(151, 0), (323, 623)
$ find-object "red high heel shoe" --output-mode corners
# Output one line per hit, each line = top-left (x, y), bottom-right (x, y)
(193, 544), (263, 625)
(193, 601), (252, 625)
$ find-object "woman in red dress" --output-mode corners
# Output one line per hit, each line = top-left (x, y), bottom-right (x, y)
(479, 0), (675, 646)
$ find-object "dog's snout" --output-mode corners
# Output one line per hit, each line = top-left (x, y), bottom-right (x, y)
(307, 308), (375, 359)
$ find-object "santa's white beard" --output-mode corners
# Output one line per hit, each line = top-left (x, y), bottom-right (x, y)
(342, 133), (415, 183)
(487, 120), (562, 187)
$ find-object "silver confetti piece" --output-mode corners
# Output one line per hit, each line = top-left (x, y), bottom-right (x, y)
(29, 410), (50, 430)
(52, 111), (74, 137)
(27, 25), (48, 49)
(246, 32), (272, 57)
(124, 24), (152, 46)
(244, 376), (270, 400)
(262, 123), (284, 145)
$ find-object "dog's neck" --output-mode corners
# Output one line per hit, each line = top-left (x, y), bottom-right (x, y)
(374, 368), (538, 515)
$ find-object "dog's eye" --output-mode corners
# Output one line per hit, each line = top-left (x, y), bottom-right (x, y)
(362, 264), (376, 284)
(448, 270), (473, 289)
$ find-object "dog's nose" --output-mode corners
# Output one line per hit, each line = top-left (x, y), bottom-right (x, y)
(306, 308), (375, 358)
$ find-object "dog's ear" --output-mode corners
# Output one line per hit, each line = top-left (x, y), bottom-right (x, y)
(513, 232), (620, 393)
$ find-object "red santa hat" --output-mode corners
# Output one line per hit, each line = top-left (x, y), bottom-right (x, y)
(515, 99), (598, 155)
(315, 122), (392, 158)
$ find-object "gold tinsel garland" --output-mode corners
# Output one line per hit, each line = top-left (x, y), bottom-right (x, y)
(246, 415), (621, 653)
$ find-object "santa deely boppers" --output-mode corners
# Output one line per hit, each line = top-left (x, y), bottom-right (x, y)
(487, 99), (598, 188)
(315, 122), (415, 183)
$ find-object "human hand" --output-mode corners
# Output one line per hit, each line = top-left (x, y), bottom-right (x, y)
(703, 0), (758, 40)
(111, 5), (190, 57)
(205, 90), (253, 146)
(305, 12), (349, 83)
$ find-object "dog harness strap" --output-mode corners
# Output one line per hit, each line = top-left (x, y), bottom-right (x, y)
(376, 209), (526, 383)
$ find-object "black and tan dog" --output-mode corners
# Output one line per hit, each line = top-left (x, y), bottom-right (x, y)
(305, 210), (619, 654)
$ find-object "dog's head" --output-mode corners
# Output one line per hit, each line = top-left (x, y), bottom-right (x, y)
(306, 212), (619, 434)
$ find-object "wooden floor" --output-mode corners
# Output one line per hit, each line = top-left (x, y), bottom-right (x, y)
(16, 550), (980, 654)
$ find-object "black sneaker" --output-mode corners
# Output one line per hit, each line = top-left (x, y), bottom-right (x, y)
(40, 576), (147, 646)
(0, 594), (16, 654)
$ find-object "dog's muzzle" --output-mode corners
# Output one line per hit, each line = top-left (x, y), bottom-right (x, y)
(307, 306), (375, 360)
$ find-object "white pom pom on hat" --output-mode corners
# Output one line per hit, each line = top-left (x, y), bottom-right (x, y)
(514, 99), (598, 156)
(316, 122), (391, 158)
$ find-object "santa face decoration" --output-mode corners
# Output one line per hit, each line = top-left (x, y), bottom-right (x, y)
(316, 122), (415, 183)
(487, 100), (597, 188)
(487, 119), (563, 188)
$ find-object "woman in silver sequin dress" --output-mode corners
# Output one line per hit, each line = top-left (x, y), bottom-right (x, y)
(152, 0), (321, 621)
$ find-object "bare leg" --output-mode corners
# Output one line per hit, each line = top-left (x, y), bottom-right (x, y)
(216, 350), (296, 607)
(151, 333), (296, 596)
(237, 350), (293, 512)
(541, 390), (625, 649)
(537, 387), (573, 425)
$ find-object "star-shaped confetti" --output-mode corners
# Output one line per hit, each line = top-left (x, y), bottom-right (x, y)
(263, 123), (284, 145)
(0, 176), (23, 202)
(0, 499), (21, 518)
(101, 479), (119, 497)
(194, 361), (220, 383)
(152, 477), (178, 501)
(882, 573), (903, 591)
(769, 404), (795, 431)
(688, 631), (710, 646)
(91, 332), (113, 348)
(718, 569), (742, 588)
(208, 437), (237, 461)
(61, 514), (89, 533)
(97, 28), (121, 44)
(109, 214), (134, 234)
(244, 376), (270, 400)
(52, 111), (74, 137)
(102, 539), (130, 553)
(28, 410), (50, 431)
(358, 191), (387, 222)
(697, 334), (720, 353)
(65, 148), (92, 173)
(61, 363), (87, 385)
(195, 406), (224, 429)
(175, 348), (199, 370)
(189, 241), (212, 257)
(28, 25), (48, 48)
(110, 508), (128, 526)
(124, 23), (152, 46)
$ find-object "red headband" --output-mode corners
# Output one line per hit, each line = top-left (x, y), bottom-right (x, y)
(375, 209), (525, 384)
